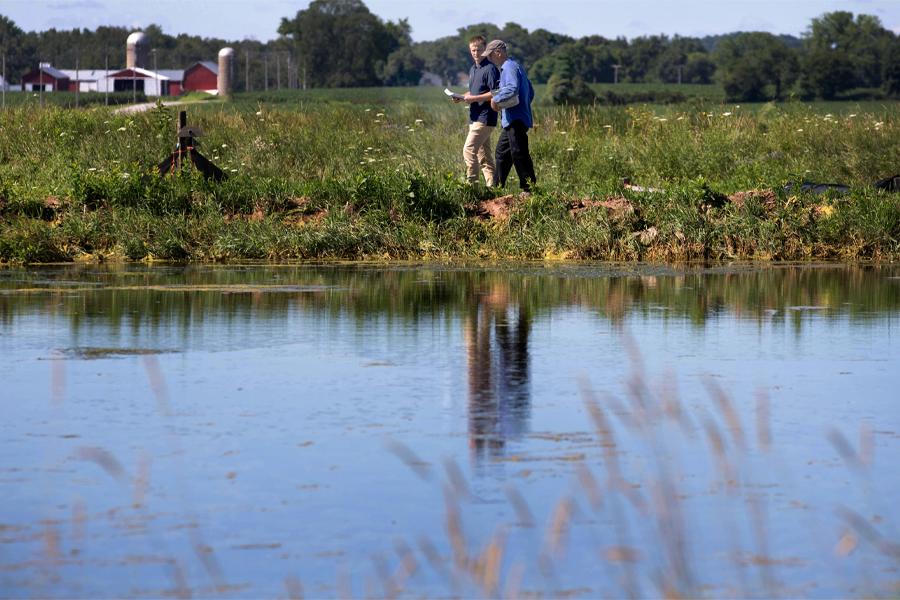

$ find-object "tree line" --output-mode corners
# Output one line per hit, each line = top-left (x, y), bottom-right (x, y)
(2, 0), (899, 101)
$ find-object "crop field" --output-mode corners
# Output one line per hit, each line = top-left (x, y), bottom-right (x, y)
(0, 89), (898, 262)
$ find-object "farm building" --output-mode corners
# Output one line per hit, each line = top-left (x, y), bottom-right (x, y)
(21, 63), (70, 92)
(182, 61), (218, 94)
(16, 30), (226, 98)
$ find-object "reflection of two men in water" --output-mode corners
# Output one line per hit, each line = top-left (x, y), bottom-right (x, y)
(464, 282), (531, 460)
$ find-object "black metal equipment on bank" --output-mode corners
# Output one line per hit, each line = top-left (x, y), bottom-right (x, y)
(158, 110), (226, 181)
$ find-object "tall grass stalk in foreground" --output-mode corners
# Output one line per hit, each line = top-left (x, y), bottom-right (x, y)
(380, 349), (899, 598)
(0, 97), (898, 262)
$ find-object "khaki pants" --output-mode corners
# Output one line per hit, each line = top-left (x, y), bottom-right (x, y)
(463, 122), (496, 186)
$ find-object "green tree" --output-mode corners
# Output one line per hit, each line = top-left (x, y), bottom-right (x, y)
(278, 0), (406, 87)
(714, 32), (798, 101)
(684, 52), (716, 84)
(883, 36), (900, 97)
(798, 11), (894, 98)
(380, 46), (423, 85)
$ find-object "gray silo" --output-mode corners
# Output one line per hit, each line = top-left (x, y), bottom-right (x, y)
(218, 47), (235, 98)
(126, 31), (150, 69)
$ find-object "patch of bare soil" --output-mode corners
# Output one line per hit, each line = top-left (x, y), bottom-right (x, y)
(465, 194), (523, 221)
(726, 189), (778, 211)
(282, 197), (331, 226)
(567, 196), (635, 219)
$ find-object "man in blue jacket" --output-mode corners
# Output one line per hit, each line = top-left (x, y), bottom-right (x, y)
(483, 39), (536, 192)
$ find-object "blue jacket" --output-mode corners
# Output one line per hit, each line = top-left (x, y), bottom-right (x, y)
(493, 58), (534, 129)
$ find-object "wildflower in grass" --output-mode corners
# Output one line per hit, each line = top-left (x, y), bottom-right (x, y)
(566, 147), (574, 152)
(603, 125), (612, 129)
(376, 113), (385, 117)
(560, 131), (567, 135)
(221, 144), (228, 148)
(365, 108), (371, 112)
(848, 114), (857, 118)
(797, 128), (803, 132)
(722, 112), (732, 117)
(117, 126), (126, 131)
(415, 119), (423, 124)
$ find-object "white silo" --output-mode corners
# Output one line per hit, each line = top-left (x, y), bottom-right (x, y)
(218, 47), (235, 98)
(126, 31), (150, 69)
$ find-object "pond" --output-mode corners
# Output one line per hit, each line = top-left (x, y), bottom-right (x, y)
(1, 263), (898, 598)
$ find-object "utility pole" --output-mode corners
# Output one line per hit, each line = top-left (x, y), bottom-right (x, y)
(2, 55), (6, 109)
(264, 53), (268, 91)
(245, 50), (250, 92)
(152, 48), (158, 97)
(676, 64), (684, 85)
(276, 53), (281, 90)
(75, 52), (80, 108)
(39, 60), (44, 107)
(104, 52), (109, 106)
(612, 64), (621, 85)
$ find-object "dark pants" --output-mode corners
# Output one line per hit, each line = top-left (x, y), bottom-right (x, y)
(495, 120), (536, 192)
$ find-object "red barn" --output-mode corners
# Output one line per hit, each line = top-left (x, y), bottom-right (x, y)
(22, 64), (70, 92)
(182, 61), (218, 93)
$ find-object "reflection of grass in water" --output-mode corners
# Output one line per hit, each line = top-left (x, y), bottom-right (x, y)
(57, 346), (179, 359)
(384, 352), (898, 598)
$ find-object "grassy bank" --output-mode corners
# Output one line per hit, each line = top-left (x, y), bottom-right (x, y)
(0, 92), (898, 263)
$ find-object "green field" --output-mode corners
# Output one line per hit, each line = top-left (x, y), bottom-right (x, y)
(0, 89), (898, 262)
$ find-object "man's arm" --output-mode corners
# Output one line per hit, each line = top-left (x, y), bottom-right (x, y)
(490, 63), (518, 110)
(463, 91), (492, 104)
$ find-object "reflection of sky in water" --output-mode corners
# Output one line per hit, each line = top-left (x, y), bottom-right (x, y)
(0, 264), (898, 597)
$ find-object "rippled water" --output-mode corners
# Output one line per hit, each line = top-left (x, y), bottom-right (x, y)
(1, 263), (898, 598)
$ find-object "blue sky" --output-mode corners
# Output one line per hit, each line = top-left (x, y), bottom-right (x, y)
(6, 0), (899, 42)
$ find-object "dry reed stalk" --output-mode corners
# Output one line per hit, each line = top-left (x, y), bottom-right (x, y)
(827, 429), (862, 471)
(142, 355), (172, 416)
(505, 485), (535, 527)
(284, 576), (304, 600)
(444, 484), (468, 569)
(701, 418), (736, 487)
(502, 563), (525, 599)
(50, 352), (65, 407)
(190, 530), (226, 592)
(74, 446), (127, 483)
(542, 496), (575, 560)
(386, 440), (433, 481)
(443, 458), (471, 499)
(755, 389), (771, 452)
(470, 528), (506, 596)
(860, 423), (874, 468)
(575, 464), (603, 512)
(838, 508), (900, 560)
(705, 379), (746, 451)
(392, 538), (419, 590)
(133, 453), (151, 508)
(169, 559), (192, 600)
(371, 551), (399, 599)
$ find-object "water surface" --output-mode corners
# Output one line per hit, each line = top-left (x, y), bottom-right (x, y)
(1, 263), (898, 598)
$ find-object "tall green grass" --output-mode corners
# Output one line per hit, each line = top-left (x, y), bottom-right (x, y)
(0, 93), (898, 262)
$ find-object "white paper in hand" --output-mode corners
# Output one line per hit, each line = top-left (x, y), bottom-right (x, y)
(444, 88), (464, 100)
